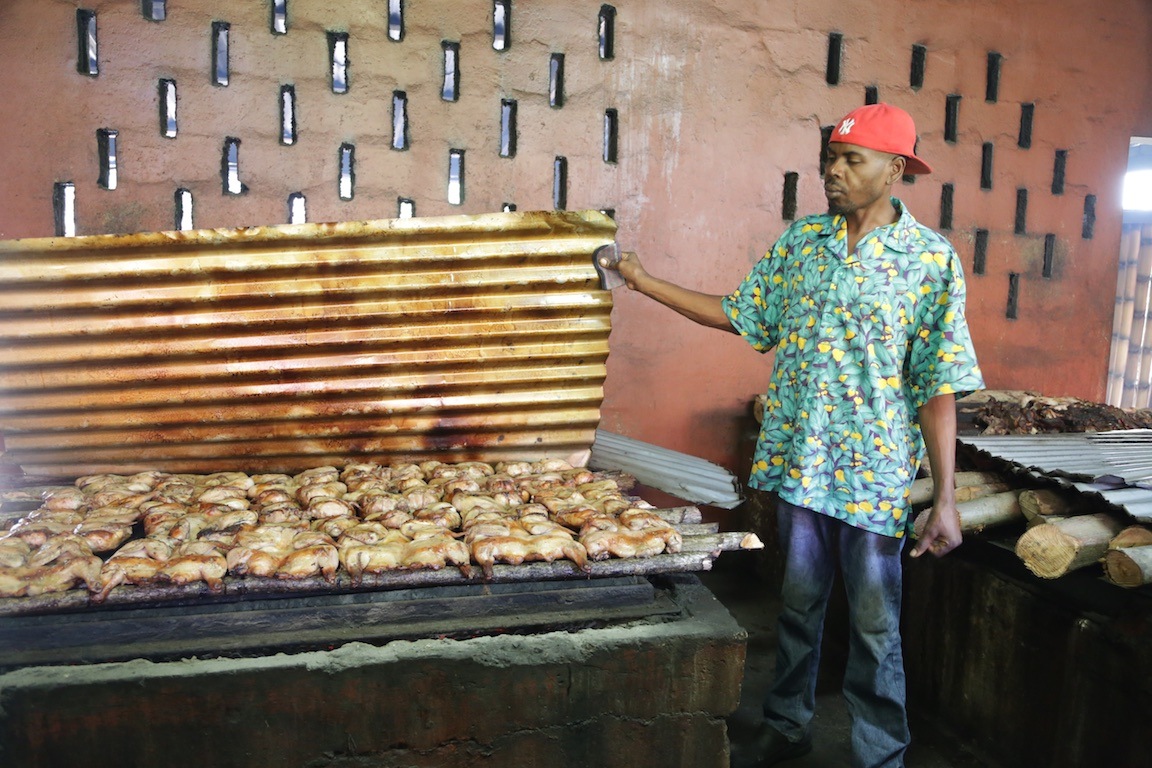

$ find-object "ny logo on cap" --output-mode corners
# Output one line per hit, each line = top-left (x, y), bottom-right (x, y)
(839, 118), (856, 135)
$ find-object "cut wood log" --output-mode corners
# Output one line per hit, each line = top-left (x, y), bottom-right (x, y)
(1108, 525), (1152, 550)
(1014, 513), (1127, 579)
(1018, 489), (1075, 521)
(912, 490), (1023, 538)
(1103, 545), (1152, 587)
(908, 472), (1007, 506)
(953, 483), (1013, 503)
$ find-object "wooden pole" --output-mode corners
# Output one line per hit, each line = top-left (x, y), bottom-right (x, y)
(1108, 525), (1152, 550)
(908, 471), (1007, 506)
(1018, 488), (1074, 521)
(912, 490), (1022, 539)
(1014, 513), (1126, 579)
(1103, 545), (1152, 588)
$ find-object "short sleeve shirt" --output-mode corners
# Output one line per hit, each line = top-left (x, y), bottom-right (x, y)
(721, 200), (984, 538)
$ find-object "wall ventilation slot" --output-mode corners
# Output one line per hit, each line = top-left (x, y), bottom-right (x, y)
(1043, 234), (1056, 278)
(448, 149), (465, 205)
(502, 202), (517, 212)
(940, 183), (954, 231)
(1083, 194), (1096, 239)
(493, 1), (510, 51)
(974, 228), (989, 275)
(1018, 103), (1034, 149)
(945, 94), (961, 143)
(599, 6), (616, 61)
(1006, 272), (1020, 319)
(288, 192), (306, 224)
(398, 198), (415, 218)
(980, 143), (994, 190)
(603, 108), (618, 163)
(1014, 189), (1028, 234)
(339, 143), (355, 200)
(280, 85), (297, 145)
(53, 182), (76, 237)
(222, 137), (243, 195)
(825, 32), (842, 85)
(76, 10), (98, 76)
(864, 85), (878, 105)
(212, 21), (230, 86)
(441, 42), (460, 101)
(782, 172), (798, 221)
(142, 0), (166, 22)
(500, 99), (517, 158)
(549, 53), (565, 108)
(159, 78), (177, 138)
(175, 187), (193, 231)
(97, 128), (118, 190)
(553, 156), (568, 210)
(388, 0), (404, 42)
(910, 44), (926, 89)
(329, 32), (349, 93)
(271, 0), (287, 35)
(1053, 150), (1067, 195)
(986, 52), (1002, 103)
(392, 91), (408, 150)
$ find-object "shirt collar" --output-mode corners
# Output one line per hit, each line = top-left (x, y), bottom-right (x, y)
(825, 197), (919, 252)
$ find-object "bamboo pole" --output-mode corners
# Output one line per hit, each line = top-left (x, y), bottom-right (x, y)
(1108, 225), (1141, 405)
(1103, 545), (1152, 588)
(908, 472), (1007, 506)
(1123, 225), (1152, 407)
(912, 490), (1022, 538)
(1108, 525), (1152, 550)
(1014, 513), (1126, 579)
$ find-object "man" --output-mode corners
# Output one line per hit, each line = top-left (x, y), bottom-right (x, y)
(602, 103), (984, 768)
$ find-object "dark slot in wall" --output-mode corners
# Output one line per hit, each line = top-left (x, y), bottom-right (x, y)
(212, 21), (230, 86)
(973, 228), (989, 275)
(865, 85), (878, 105)
(826, 32), (842, 85)
(782, 172), (798, 220)
(1018, 103), (1034, 148)
(980, 143), (994, 189)
(553, 156), (567, 210)
(945, 95), (961, 143)
(76, 9), (98, 76)
(986, 52), (1002, 102)
(1014, 189), (1028, 235)
(598, 5), (616, 60)
(603, 108), (618, 163)
(1006, 272), (1020, 319)
(819, 125), (833, 175)
(549, 53), (564, 107)
(1053, 150), (1067, 194)
(910, 44), (926, 89)
(939, 183), (954, 231)
(1082, 194), (1096, 239)
(1043, 234), (1056, 278)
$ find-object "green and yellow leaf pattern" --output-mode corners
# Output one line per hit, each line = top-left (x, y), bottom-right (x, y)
(721, 200), (984, 537)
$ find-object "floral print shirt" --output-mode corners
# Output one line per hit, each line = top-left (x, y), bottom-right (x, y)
(721, 200), (984, 538)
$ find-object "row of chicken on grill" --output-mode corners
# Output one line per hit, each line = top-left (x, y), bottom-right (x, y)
(0, 459), (683, 599)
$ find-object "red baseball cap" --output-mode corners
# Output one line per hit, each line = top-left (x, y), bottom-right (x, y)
(829, 103), (932, 175)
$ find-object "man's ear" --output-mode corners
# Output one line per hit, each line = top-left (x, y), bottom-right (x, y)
(888, 155), (907, 184)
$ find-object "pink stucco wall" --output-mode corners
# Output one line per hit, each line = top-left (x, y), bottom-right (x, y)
(1, 0), (1150, 475)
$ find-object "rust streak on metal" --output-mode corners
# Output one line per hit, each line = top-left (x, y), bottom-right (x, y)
(0, 210), (616, 478)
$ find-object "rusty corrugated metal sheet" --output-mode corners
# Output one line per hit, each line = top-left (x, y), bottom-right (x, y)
(0, 210), (616, 479)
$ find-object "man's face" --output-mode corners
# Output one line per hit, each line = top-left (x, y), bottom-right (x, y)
(823, 142), (903, 216)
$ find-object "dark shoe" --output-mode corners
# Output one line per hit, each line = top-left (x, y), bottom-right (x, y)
(730, 722), (812, 768)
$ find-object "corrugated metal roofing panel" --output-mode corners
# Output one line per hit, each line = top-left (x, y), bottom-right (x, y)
(961, 431), (1152, 523)
(0, 210), (616, 479)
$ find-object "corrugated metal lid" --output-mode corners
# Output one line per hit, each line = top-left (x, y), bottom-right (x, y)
(961, 430), (1152, 522)
(0, 210), (616, 479)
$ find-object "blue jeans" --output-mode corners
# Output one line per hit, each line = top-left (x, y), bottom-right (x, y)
(762, 499), (911, 768)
